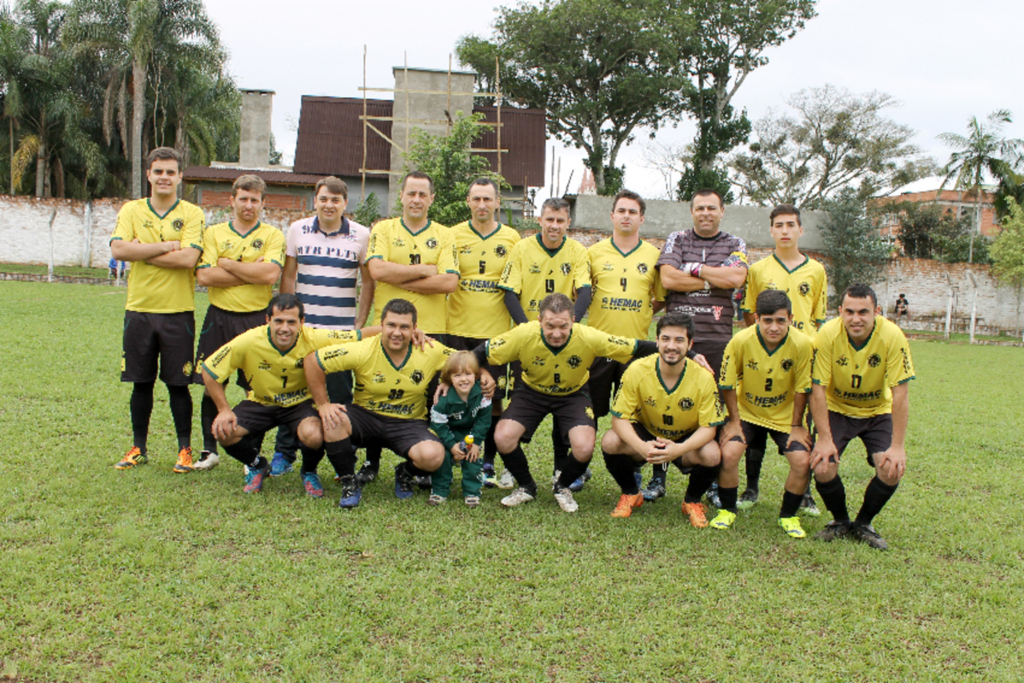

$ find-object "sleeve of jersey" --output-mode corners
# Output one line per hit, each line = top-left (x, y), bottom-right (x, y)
(656, 232), (683, 270)
(365, 224), (388, 263)
(110, 205), (135, 243)
(740, 268), (758, 312)
(653, 269), (668, 302)
(811, 331), (833, 387)
(722, 237), (749, 269)
(265, 228), (286, 267)
(498, 249), (522, 294)
(197, 225), (218, 269)
(591, 327), (637, 364)
(202, 335), (244, 383)
(437, 229), (460, 276)
(699, 376), (727, 427)
(310, 328), (361, 348)
(719, 338), (740, 390)
(182, 207), (205, 250)
(795, 339), (813, 394)
(609, 366), (639, 419)
(484, 325), (523, 366)
(886, 329), (915, 387)
(316, 339), (363, 374)
(812, 269), (828, 324)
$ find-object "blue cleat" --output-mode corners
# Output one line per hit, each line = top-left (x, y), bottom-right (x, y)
(270, 452), (293, 477)
(394, 464), (415, 500)
(338, 475), (362, 508)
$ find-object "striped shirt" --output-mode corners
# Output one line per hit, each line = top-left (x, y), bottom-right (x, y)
(285, 215), (370, 329)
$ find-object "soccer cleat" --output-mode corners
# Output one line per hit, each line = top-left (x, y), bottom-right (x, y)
(270, 452), (293, 477)
(851, 523), (889, 550)
(736, 488), (759, 510)
(814, 520), (852, 542)
(568, 467), (592, 493)
(611, 492), (644, 518)
(115, 446), (147, 470)
(500, 487), (536, 507)
(394, 464), (415, 500)
(552, 486), (579, 513)
(338, 475), (362, 508)
(355, 462), (379, 487)
(482, 463), (497, 488)
(243, 463), (270, 494)
(192, 450), (220, 471)
(682, 502), (708, 528)
(427, 494), (447, 506)
(642, 477), (666, 502)
(172, 446), (194, 474)
(302, 472), (324, 498)
(464, 495), (481, 508)
(414, 474), (432, 490)
(705, 482), (722, 509)
(497, 469), (516, 489)
(709, 509), (737, 530)
(799, 493), (821, 517)
(779, 516), (807, 539)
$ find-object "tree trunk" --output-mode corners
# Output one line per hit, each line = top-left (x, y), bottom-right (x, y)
(9, 118), (14, 195)
(131, 57), (147, 199)
(35, 113), (47, 198)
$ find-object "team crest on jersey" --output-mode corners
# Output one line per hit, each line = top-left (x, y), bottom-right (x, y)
(868, 353), (881, 368)
(567, 355), (583, 369)
(799, 282), (811, 296)
(497, 376), (507, 389)
(252, 238), (264, 250)
(560, 263), (571, 276)
(746, 360), (759, 371)
(410, 370), (425, 385)
(295, 358), (304, 368)
(183, 361), (193, 376)
(426, 238), (438, 249)
(637, 263), (648, 274)
(781, 358), (794, 372)
(373, 371), (386, 383)
(173, 219), (184, 231)
(495, 245), (508, 258)
(259, 360), (272, 370)
(585, 407), (594, 419)
(678, 398), (694, 411)
(836, 355), (849, 367)
(529, 263), (541, 274)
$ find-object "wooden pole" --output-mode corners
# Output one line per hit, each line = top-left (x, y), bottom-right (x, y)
(944, 274), (954, 341)
(967, 269), (978, 344)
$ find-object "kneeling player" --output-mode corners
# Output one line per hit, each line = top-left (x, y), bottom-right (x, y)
(600, 312), (724, 525)
(201, 294), (363, 496)
(716, 290), (813, 536)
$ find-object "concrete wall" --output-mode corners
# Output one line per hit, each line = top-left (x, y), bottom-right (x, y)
(239, 90), (274, 168)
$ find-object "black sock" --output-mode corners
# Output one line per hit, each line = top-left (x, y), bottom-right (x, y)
(324, 438), (355, 477)
(744, 448), (764, 491)
(484, 421), (498, 466)
(650, 465), (668, 485)
(365, 444), (382, 469)
(804, 481), (814, 497)
(604, 450), (641, 495)
(551, 421), (569, 473)
(780, 490), (804, 518)
(130, 381), (155, 452)
(200, 394), (219, 453)
(499, 445), (535, 492)
(224, 436), (264, 469)
(556, 452), (588, 489)
(404, 460), (428, 479)
(684, 464), (719, 503)
(815, 476), (850, 522)
(719, 486), (738, 512)
(166, 385), (193, 449)
(300, 446), (326, 475)
(855, 477), (898, 526)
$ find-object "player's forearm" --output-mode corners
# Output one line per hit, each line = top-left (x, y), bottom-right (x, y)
(721, 389), (741, 425)
(503, 290), (529, 324)
(110, 240), (170, 262)
(701, 265), (747, 289)
(221, 259), (281, 285)
(196, 267), (246, 288)
(676, 426), (716, 456)
(742, 312), (756, 327)
(202, 371), (232, 412)
(147, 247), (201, 269)
(652, 300), (666, 315)
(356, 269), (375, 326)
(367, 259), (436, 284)
(809, 386), (831, 441)
(400, 273), (458, 294)
(792, 392), (809, 427)
(890, 383), (909, 448)
(279, 257), (298, 294)
(658, 265), (705, 292)
(303, 353), (332, 406)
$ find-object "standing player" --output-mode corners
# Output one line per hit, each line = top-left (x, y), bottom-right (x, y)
(446, 178), (521, 485)
(810, 284), (915, 550)
(600, 312), (724, 524)
(716, 290), (814, 536)
(200, 294), (364, 496)
(498, 197), (592, 488)
(277, 176), (374, 480)
(649, 189), (748, 498)
(738, 203), (827, 512)
(109, 147), (205, 473)
(191, 175), (284, 471)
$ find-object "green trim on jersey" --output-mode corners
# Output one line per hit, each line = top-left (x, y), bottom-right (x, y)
(771, 253), (810, 274)
(536, 233), (566, 258)
(382, 338), (413, 371)
(147, 197), (180, 220)
(400, 218), (433, 236)
(756, 327), (790, 357)
(656, 357), (686, 396)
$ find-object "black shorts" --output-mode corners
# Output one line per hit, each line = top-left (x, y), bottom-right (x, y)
(122, 310), (195, 385)
(828, 412), (893, 465)
(447, 334), (510, 401)
(588, 357), (629, 419)
(730, 420), (809, 453)
(344, 403), (441, 459)
(233, 399), (319, 436)
(193, 305), (266, 387)
(692, 340), (727, 379)
(502, 384), (595, 443)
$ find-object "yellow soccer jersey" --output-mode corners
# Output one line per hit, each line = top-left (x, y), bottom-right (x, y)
(742, 254), (828, 334)
(611, 355), (725, 441)
(812, 316), (915, 418)
(198, 221), (285, 313)
(586, 238), (666, 338)
(110, 198), (205, 313)
(366, 218), (458, 335)
(486, 321), (637, 395)
(719, 324), (813, 432)
(202, 325), (360, 407)
(447, 221), (521, 338)
(498, 235), (591, 319)
(315, 337), (453, 420)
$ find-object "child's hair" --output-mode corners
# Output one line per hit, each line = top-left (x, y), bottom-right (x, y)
(441, 351), (480, 385)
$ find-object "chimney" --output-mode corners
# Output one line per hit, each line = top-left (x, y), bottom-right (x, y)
(239, 89), (274, 168)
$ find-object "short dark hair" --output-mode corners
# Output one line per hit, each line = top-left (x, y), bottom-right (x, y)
(382, 298), (418, 325)
(538, 292), (573, 318)
(690, 188), (723, 209)
(612, 189), (645, 216)
(769, 203), (801, 226)
(233, 174), (266, 199)
(841, 284), (878, 308)
(756, 289), (792, 316)
(267, 293), (304, 319)
(314, 176), (348, 201)
(468, 177), (500, 198)
(540, 197), (570, 216)
(657, 312), (695, 341)
(147, 147), (182, 171)
(401, 170), (434, 194)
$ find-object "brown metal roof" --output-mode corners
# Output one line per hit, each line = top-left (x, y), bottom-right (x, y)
(292, 96), (546, 186)
(183, 166), (323, 186)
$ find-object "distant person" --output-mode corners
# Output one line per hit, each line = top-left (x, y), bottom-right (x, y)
(108, 258), (129, 279)
(894, 293), (909, 327)
(109, 147), (204, 474)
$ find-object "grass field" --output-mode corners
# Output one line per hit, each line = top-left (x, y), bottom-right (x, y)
(2, 280), (1023, 683)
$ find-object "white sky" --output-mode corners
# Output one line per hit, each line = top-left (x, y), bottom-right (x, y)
(205, 0), (1023, 201)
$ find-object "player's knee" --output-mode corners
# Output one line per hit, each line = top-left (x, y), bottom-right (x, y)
(787, 450), (810, 473)
(813, 461), (837, 482)
(411, 442), (444, 471)
(721, 443), (744, 471)
(494, 422), (518, 453)
(698, 441), (721, 467)
(600, 430), (623, 454)
(296, 420), (323, 449)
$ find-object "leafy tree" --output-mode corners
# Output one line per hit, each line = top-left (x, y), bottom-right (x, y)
(352, 192), (382, 227)
(398, 112), (505, 227)
(820, 188), (889, 306)
(990, 197), (1024, 337)
(938, 109), (1024, 262)
(873, 200), (978, 262)
(993, 168), (1024, 220)
(676, 163), (733, 203)
(728, 85), (920, 209)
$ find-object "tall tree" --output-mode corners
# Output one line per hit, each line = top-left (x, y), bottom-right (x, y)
(938, 109), (1023, 263)
(990, 197), (1024, 338)
(820, 188), (889, 306)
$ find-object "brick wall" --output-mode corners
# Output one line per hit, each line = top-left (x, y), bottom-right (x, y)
(196, 190), (307, 211)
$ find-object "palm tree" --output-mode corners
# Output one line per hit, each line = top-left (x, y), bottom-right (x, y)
(938, 110), (1024, 263)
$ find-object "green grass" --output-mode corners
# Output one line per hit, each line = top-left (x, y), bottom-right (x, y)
(2, 281), (1023, 682)
(0, 262), (111, 279)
